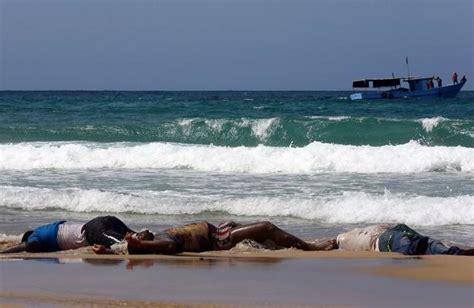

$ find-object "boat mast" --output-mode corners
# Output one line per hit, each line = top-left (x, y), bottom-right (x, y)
(405, 57), (411, 79)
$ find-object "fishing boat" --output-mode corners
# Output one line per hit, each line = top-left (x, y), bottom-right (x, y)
(350, 58), (466, 100)
(350, 76), (466, 100)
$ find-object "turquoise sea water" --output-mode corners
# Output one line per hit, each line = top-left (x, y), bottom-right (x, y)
(0, 91), (473, 245)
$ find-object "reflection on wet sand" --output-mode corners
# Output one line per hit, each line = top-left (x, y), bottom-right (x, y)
(1, 255), (472, 307)
(81, 255), (283, 270)
(2, 255), (284, 271)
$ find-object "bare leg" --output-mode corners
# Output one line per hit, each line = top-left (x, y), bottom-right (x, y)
(458, 249), (474, 256)
(1, 242), (27, 253)
(229, 221), (322, 251)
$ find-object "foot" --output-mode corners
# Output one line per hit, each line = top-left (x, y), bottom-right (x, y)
(458, 249), (474, 256)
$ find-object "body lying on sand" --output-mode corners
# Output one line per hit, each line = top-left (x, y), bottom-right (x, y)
(2, 216), (473, 256)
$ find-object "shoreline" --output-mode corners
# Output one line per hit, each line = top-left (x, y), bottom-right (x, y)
(1, 247), (473, 284)
(1, 250), (472, 307)
(1, 241), (473, 306)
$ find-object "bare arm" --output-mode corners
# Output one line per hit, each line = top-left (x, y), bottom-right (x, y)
(1, 242), (27, 253)
(126, 235), (179, 254)
(92, 244), (116, 255)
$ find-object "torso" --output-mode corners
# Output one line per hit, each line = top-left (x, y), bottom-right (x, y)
(166, 221), (215, 252)
(337, 224), (391, 252)
(56, 222), (89, 250)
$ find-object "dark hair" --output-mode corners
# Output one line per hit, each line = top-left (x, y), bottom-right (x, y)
(136, 230), (155, 241)
(21, 230), (34, 243)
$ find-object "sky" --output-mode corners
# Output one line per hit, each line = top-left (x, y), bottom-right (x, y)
(1, 0), (473, 90)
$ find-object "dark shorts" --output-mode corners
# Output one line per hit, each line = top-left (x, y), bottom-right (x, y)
(82, 216), (135, 248)
(378, 224), (463, 255)
(378, 224), (428, 255)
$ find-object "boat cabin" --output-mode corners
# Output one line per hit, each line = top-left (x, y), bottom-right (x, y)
(403, 77), (434, 91)
(352, 78), (401, 89)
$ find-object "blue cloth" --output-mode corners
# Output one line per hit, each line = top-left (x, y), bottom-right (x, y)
(378, 224), (428, 255)
(425, 239), (462, 255)
(27, 221), (66, 252)
(388, 230), (427, 255)
(378, 224), (462, 255)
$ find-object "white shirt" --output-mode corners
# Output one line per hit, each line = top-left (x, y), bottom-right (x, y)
(337, 224), (391, 252)
(57, 222), (89, 250)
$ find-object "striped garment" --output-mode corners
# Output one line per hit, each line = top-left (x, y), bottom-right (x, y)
(214, 221), (239, 249)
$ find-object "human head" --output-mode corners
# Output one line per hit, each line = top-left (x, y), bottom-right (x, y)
(21, 230), (33, 242)
(134, 229), (154, 241)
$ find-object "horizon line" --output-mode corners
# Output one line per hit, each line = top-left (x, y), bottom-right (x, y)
(1, 89), (472, 92)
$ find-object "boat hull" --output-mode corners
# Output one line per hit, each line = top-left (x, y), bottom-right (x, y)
(350, 81), (466, 100)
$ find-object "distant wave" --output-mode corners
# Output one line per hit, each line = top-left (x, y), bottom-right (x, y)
(0, 141), (473, 173)
(0, 186), (472, 226)
(1, 116), (472, 147)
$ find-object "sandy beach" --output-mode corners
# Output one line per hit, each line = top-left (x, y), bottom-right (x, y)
(1, 244), (473, 307)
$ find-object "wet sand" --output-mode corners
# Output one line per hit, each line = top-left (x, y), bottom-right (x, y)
(1, 247), (473, 307)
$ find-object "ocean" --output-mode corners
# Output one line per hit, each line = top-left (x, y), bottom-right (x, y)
(0, 91), (473, 246)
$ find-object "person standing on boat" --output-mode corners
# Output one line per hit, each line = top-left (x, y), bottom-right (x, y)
(436, 77), (442, 88)
(452, 72), (458, 84)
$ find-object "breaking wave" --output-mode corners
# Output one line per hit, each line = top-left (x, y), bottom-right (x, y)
(0, 186), (472, 226)
(1, 116), (473, 147)
(0, 141), (472, 173)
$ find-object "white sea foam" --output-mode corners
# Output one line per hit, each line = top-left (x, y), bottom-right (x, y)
(307, 115), (356, 121)
(327, 116), (350, 121)
(0, 186), (472, 226)
(246, 118), (278, 139)
(0, 233), (21, 242)
(0, 141), (473, 173)
(179, 117), (278, 140)
(421, 117), (446, 132)
(178, 119), (194, 126)
(204, 119), (225, 132)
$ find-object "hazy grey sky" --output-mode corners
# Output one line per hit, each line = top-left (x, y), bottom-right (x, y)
(1, 0), (473, 90)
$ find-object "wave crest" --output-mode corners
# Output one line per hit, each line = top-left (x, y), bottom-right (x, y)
(0, 141), (473, 173)
(1, 186), (472, 226)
